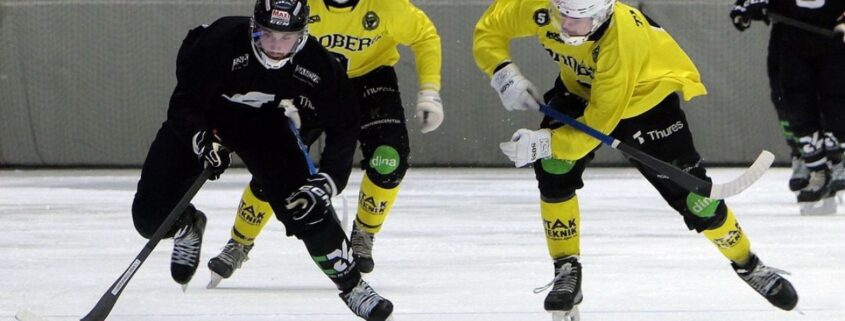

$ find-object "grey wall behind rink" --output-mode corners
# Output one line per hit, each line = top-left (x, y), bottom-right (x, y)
(0, 0), (783, 167)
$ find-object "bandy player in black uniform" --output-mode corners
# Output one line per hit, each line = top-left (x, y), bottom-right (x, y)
(130, 0), (393, 319)
(731, 0), (845, 214)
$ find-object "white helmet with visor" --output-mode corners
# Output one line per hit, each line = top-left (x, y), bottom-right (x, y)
(550, 0), (615, 45)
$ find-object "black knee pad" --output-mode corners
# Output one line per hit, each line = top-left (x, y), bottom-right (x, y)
(362, 144), (409, 189)
(534, 155), (591, 202)
(248, 178), (269, 201)
(670, 195), (728, 232)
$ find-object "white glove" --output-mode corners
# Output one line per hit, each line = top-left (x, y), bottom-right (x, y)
(490, 63), (542, 111)
(416, 89), (444, 133)
(499, 128), (552, 167)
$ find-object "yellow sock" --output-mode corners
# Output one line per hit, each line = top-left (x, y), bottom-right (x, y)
(231, 184), (275, 245)
(702, 208), (751, 265)
(541, 196), (580, 259)
(356, 173), (400, 234)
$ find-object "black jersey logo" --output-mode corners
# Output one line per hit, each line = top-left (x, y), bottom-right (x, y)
(363, 11), (380, 30)
(534, 9), (550, 26)
(592, 45), (600, 63)
(307, 15), (321, 23)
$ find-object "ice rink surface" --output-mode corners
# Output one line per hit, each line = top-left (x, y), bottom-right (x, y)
(2, 167), (843, 321)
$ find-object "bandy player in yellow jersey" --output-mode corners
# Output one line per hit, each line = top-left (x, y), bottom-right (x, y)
(473, 0), (798, 319)
(207, 0), (442, 288)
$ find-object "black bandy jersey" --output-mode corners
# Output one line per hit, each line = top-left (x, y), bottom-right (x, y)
(770, 0), (845, 29)
(168, 16), (359, 191)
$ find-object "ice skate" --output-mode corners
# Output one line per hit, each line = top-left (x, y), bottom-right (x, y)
(788, 157), (810, 191)
(829, 161), (845, 197)
(798, 170), (835, 215)
(340, 279), (394, 321)
(732, 253), (798, 311)
(207, 238), (254, 289)
(534, 256), (582, 321)
(171, 210), (207, 290)
(351, 221), (376, 274)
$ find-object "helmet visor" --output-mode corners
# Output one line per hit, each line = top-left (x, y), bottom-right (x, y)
(553, 9), (594, 37)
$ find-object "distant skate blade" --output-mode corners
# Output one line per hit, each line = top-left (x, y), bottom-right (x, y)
(800, 197), (836, 216)
(15, 308), (48, 321)
(550, 306), (580, 321)
(207, 271), (224, 289)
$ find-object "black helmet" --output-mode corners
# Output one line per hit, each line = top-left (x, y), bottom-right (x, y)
(253, 0), (309, 32)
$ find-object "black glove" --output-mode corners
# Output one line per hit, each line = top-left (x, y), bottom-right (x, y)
(192, 130), (231, 180)
(731, 0), (769, 31)
(284, 174), (335, 225)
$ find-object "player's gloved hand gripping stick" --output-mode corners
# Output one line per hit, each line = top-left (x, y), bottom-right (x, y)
(537, 104), (774, 200)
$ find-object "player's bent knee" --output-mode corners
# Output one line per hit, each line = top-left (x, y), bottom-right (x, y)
(279, 206), (333, 238)
(131, 196), (160, 239)
(535, 160), (586, 202)
(679, 194), (728, 232)
(248, 179), (269, 201)
(364, 145), (409, 189)
(131, 197), (197, 239)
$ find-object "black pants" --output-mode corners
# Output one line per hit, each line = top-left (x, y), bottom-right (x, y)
(767, 24), (800, 158)
(536, 82), (726, 232)
(133, 109), (314, 238)
(352, 66), (410, 189)
(773, 24), (845, 169)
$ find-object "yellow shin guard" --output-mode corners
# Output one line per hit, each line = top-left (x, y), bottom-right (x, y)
(541, 196), (581, 259)
(231, 184), (275, 245)
(702, 209), (751, 265)
(356, 173), (400, 234)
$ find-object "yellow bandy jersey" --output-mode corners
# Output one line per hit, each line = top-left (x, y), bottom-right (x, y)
(308, 0), (442, 90)
(474, 0), (707, 160)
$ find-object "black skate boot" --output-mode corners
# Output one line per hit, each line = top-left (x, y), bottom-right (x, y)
(171, 210), (207, 289)
(351, 222), (375, 273)
(788, 157), (810, 191)
(207, 238), (254, 289)
(798, 170), (835, 215)
(340, 279), (394, 321)
(732, 253), (798, 311)
(534, 256), (582, 321)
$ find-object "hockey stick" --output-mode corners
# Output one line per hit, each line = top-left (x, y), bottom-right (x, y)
(80, 167), (212, 321)
(769, 12), (843, 38)
(538, 104), (774, 199)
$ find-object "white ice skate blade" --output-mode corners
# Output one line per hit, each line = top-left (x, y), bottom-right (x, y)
(207, 271), (225, 289)
(800, 197), (836, 216)
(551, 306), (580, 321)
(15, 308), (49, 321)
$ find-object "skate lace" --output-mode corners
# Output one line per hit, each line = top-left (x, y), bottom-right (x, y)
(172, 225), (201, 266)
(344, 281), (382, 317)
(739, 263), (790, 296)
(533, 263), (577, 294)
(351, 225), (374, 258)
(215, 242), (250, 269)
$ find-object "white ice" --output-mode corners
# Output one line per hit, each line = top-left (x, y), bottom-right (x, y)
(2, 168), (843, 321)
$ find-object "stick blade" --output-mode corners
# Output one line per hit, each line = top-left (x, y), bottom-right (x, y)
(15, 308), (49, 321)
(708, 150), (775, 199)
